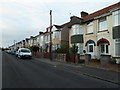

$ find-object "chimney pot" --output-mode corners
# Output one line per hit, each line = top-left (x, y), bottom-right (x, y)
(81, 11), (88, 17)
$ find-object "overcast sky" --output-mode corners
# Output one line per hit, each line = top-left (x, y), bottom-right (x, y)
(0, 0), (119, 48)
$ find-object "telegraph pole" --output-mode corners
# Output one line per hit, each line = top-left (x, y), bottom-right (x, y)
(14, 40), (16, 50)
(49, 10), (52, 60)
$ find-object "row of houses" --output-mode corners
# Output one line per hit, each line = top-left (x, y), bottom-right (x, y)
(9, 2), (120, 60)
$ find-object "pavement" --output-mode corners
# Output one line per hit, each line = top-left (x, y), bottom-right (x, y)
(34, 57), (120, 85)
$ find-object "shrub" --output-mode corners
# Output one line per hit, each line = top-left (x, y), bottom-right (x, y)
(29, 45), (39, 52)
(54, 45), (69, 53)
(69, 44), (78, 54)
(110, 58), (116, 64)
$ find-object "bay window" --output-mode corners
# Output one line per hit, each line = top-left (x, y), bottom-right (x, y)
(71, 24), (82, 35)
(113, 10), (120, 26)
(76, 43), (83, 55)
(40, 36), (44, 42)
(115, 39), (120, 57)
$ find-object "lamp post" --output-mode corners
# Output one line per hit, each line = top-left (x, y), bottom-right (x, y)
(49, 10), (52, 60)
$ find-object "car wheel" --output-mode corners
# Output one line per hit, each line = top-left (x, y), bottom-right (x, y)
(18, 55), (21, 59)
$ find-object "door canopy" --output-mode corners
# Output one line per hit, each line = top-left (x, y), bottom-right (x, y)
(85, 40), (96, 46)
(97, 38), (110, 46)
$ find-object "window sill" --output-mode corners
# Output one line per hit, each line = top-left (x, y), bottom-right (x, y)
(85, 33), (94, 35)
(98, 30), (108, 33)
(112, 57), (120, 59)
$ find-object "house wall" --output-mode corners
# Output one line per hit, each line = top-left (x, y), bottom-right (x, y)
(96, 14), (114, 59)
(83, 20), (97, 59)
(61, 25), (69, 47)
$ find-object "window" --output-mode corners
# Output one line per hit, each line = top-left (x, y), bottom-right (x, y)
(71, 24), (82, 35)
(98, 17), (107, 31)
(53, 31), (59, 39)
(52, 44), (60, 51)
(113, 10), (120, 26)
(44, 36), (46, 42)
(88, 45), (93, 52)
(87, 22), (93, 33)
(115, 39), (120, 57)
(100, 43), (109, 54)
(37, 37), (39, 43)
(40, 36), (44, 42)
(76, 43), (83, 54)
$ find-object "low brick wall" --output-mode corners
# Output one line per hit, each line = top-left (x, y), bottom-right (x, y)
(44, 53), (50, 59)
(85, 54), (91, 64)
(35, 52), (44, 58)
(33, 52), (50, 59)
(52, 53), (67, 62)
(80, 55), (85, 60)
(100, 55), (111, 67)
(69, 54), (75, 63)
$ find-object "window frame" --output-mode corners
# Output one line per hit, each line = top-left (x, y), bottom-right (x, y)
(115, 39), (120, 57)
(98, 17), (107, 31)
(112, 10), (120, 27)
(100, 43), (109, 55)
(71, 24), (82, 36)
(86, 22), (93, 34)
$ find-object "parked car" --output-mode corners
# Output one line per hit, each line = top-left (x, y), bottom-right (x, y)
(15, 51), (18, 57)
(10, 50), (16, 55)
(17, 48), (32, 59)
(6, 50), (11, 54)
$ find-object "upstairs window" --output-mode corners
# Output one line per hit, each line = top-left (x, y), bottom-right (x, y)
(40, 36), (44, 42)
(86, 22), (93, 34)
(37, 37), (39, 43)
(53, 31), (59, 39)
(113, 10), (120, 26)
(45, 36), (48, 42)
(98, 17), (107, 31)
(71, 24), (82, 35)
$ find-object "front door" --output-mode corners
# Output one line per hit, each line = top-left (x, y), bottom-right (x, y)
(87, 44), (94, 59)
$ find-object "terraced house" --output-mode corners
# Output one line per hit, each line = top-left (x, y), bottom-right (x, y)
(52, 23), (69, 51)
(68, 2), (120, 60)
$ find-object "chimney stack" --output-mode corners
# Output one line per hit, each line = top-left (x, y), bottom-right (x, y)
(39, 32), (43, 35)
(81, 11), (88, 17)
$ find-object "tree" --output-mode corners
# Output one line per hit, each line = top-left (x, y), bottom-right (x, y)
(29, 45), (39, 56)
(69, 44), (78, 54)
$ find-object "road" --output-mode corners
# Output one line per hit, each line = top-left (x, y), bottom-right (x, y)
(2, 51), (119, 88)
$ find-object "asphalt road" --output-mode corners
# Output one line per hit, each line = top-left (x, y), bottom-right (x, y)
(2, 51), (119, 88)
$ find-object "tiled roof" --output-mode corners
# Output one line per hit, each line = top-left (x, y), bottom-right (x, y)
(82, 2), (120, 21)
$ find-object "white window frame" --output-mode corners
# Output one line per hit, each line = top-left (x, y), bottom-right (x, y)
(86, 22), (93, 34)
(53, 31), (59, 39)
(71, 24), (82, 35)
(98, 17), (107, 31)
(40, 36), (44, 42)
(115, 39), (120, 57)
(87, 44), (94, 53)
(112, 10), (120, 27)
(100, 43), (109, 55)
(76, 43), (83, 55)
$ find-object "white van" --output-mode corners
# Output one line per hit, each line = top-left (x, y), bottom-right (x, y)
(17, 48), (32, 59)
